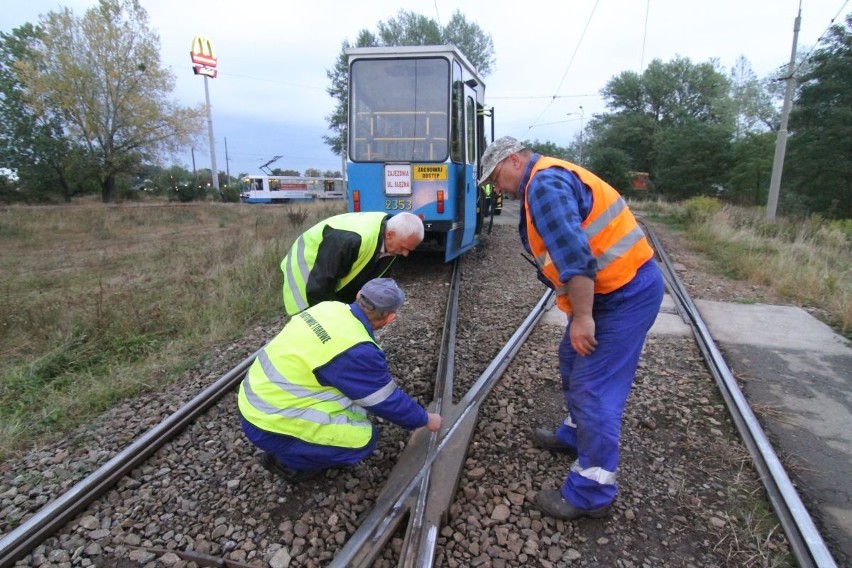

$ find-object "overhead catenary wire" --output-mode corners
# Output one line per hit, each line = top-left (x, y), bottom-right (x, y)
(526, 0), (600, 131)
(640, 0), (651, 71)
(787, 0), (850, 78)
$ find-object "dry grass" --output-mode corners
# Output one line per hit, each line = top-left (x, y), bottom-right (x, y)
(0, 200), (346, 459)
(637, 198), (851, 337)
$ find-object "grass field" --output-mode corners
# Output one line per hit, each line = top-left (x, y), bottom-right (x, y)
(0, 200), (346, 459)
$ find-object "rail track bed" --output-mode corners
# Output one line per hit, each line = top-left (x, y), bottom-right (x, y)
(1, 221), (808, 567)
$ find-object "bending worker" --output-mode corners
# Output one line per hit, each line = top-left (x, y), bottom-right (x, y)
(281, 211), (424, 316)
(478, 136), (664, 521)
(238, 278), (442, 483)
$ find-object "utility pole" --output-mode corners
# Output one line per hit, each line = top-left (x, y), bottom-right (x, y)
(191, 147), (197, 191)
(224, 137), (231, 183)
(766, 3), (802, 221)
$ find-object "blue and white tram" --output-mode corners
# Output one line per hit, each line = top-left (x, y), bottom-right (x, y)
(345, 45), (489, 262)
(240, 175), (346, 204)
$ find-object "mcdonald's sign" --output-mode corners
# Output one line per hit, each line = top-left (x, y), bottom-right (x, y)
(190, 36), (217, 78)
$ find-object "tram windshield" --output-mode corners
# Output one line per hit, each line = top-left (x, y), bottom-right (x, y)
(349, 57), (450, 163)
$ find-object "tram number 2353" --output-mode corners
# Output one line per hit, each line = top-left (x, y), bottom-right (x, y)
(386, 199), (413, 210)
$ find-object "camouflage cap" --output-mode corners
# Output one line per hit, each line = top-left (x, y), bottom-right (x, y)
(359, 278), (405, 313)
(477, 136), (525, 186)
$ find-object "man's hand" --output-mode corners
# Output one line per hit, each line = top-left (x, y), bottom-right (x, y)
(425, 412), (442, 432)
(566, 276), (597, 356)
(569, 314), (597, 356)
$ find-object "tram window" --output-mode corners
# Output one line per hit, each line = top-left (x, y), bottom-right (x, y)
(450, 61), (464, 164)
(350, 57), (450, 162)
(466, 96), (476, 164)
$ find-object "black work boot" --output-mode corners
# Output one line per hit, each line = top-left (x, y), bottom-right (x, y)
(535, 489), (611, 520)
(258, 452), (322, 483)
(529, 428), (576, 457)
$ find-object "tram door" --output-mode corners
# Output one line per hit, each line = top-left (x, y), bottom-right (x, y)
(449, 64), (481, 255)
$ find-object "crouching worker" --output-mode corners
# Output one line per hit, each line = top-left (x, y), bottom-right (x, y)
(238, 278), (442, 483)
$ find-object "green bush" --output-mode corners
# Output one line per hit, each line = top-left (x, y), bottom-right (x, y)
(679, 196), (723, 223)
(221, 184), (242, 203)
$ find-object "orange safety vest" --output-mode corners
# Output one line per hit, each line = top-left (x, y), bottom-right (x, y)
(524, 157), (654, 314)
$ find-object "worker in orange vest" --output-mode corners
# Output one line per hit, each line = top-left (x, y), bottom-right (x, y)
(479, 136), (664, 521)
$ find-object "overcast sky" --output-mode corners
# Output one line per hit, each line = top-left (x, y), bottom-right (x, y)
(2, 0), (849, 177)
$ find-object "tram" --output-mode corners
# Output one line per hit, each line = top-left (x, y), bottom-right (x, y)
(345, 45), (492, 262)
(240, 175), (346, 204)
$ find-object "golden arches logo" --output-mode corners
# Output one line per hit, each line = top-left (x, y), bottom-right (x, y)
(190, 36), (217, 68)
(190, 36), (217, 77)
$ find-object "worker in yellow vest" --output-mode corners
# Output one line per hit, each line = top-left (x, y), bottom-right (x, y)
(281, 212), (424, 316)
(478, 137), (664, 520)
(238, 278), (442, 483)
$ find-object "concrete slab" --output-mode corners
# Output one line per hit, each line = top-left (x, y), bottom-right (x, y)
(695, 300), (851, 354)
(539, 293), (693, 337)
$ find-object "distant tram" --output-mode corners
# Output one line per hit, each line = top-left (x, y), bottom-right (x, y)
(239, 175), (346, 204)
(345, 45), (492, 262)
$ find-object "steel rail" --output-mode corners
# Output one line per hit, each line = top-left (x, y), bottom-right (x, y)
(399, 258), (461, 567)
(328, 289), (554, 568)
(644, 224), (837, 568)
(0, 348), (262, 568)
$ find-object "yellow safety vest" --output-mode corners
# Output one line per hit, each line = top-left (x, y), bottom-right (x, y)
(281, 212), (388, 315)
(524, 157), (654, 314)
(238, 301), (375, 448)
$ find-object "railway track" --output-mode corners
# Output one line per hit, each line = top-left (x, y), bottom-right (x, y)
(0, 222), (836, 566)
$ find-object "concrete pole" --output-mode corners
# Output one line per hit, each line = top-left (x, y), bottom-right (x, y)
(203, 75), (222, 200)
(224, 137), (230, 183)
(766, 4), (801, 221)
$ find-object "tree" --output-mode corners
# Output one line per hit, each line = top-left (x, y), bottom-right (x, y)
(586, 145), (633, 194)
(654, 118), (733, 198)
(593, 56), (735, 198)
(324, 10), (494, 159)
(0, 24), (91, 202)
(523, 139), (571, 161)
(727, 131), (775, 205)
(729, 56), (777, 137)
(784, 13), (852, 218)
(16, 0), (206, 202)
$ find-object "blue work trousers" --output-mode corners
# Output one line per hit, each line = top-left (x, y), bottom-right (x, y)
(241, 417), (377, 472)
(555, 260), (664, 509)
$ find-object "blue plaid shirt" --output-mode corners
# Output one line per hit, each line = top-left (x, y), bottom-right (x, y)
(517, 154), (598, 284)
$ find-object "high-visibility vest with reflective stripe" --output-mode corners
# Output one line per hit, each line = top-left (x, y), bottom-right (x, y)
(524, 157), (654, 314)
(237, 301), (376, 448)
(281, 212), (388, 315)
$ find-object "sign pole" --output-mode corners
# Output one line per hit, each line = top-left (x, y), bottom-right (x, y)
(190, 36), (223, 201)
(203, 75), (221, 198)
